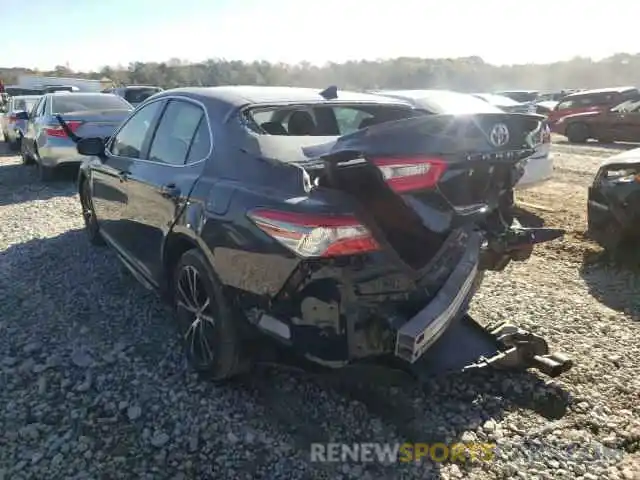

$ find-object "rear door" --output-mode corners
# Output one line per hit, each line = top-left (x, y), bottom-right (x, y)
(92, 100), (165, 258)
(123, 98), (211, 284)
(616, 102), (640, 141)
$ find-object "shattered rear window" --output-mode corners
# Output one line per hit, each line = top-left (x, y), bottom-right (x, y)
(244, 103), (421, 136)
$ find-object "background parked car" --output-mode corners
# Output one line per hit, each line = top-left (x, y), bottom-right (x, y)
(547, 86), (640, 128)
(102, 85), (164, 107)
(370, 89), (553, 190)
(472, 93), (537, 114)
(554, 98), (640, 143)
(18, 92), (133, 181)
(494, 90), (540, 103)
(534, 100), (559, 116)
(588, 147), (640, 251)
(0, 95), (41, 150)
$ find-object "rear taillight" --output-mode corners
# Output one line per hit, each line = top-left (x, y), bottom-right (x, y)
(8, 114), (17, 122)
(371, 157), (447, 193)
(44, 121), (82, 138)
(248, 209), (379, 258)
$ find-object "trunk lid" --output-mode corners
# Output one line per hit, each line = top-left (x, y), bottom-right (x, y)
(58, 109), (131, 138)
(301, 112), (544, 271)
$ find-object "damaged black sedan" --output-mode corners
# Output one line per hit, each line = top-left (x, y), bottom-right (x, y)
(588, 147), (640, 251)
(73, 85), (572, 381)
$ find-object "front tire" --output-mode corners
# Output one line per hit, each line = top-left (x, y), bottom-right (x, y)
(80, 178), (105, 246)
(172, 249), (248, 381)
(565, 123), (589, 143)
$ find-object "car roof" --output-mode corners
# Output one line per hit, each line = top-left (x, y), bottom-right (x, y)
(11, 95), (40, 100)
(370, 89), (466, 99)
(159, 86), (406, 108)
(122, 85), (162, 90)
(564, 86), (637, 97)
(48, 91), (111, 95)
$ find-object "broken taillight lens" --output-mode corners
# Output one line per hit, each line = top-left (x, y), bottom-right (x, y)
(371, 157), (447, 193)
(248, 209), (379, 258)
(44, 121), (82, 138)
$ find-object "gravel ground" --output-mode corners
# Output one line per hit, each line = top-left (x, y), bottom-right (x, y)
(0, 136), (639, 479)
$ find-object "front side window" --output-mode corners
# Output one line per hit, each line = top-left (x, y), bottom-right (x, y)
(148, 100), (205, 165)
(110, 101), (162, 159)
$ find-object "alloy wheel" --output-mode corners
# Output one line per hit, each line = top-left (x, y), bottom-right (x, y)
(175, 265), (217, 369)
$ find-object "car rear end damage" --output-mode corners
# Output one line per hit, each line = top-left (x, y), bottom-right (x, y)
(233, 109), (571, 377)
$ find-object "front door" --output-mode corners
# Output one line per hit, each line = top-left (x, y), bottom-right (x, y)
(24, 97), (46, 156)
(92, 100), (165, 261)
(124, 99), (211, 284)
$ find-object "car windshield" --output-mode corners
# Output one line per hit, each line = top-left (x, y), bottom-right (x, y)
(497, 92), (538, 103)
(124, 88), (162, 104)
(13, 97), (39, 112)
(51, 94), (132, 114)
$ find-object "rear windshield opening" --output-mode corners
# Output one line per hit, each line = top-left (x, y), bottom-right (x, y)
(244, 103), (424, 136)
(51, 94), (132, 114)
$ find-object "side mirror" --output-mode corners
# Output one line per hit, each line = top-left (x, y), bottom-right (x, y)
(77, 137), (105, 157)
(14, 111), (29, 121)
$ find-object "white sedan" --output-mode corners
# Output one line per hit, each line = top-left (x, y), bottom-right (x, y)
(369, 89), (553, 190)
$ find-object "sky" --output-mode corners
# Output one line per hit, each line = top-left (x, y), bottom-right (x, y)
(2, 0), (639, 72)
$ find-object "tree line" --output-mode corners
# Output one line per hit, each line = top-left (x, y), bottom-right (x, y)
(2, 53), (640, 92)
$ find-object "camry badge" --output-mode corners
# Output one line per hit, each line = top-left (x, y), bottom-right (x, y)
(489, 123), (510, 147)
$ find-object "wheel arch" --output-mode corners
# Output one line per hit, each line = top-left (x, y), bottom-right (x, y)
(161, 227), (217, 298)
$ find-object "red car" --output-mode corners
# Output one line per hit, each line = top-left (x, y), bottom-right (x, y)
(548, 86), (639, 133)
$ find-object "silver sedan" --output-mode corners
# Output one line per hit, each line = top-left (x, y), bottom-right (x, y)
(19, 92), (133, 181)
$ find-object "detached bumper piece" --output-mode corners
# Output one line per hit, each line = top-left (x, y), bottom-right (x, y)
(407, 315), (573, 379)
(462, 323), (573, 378)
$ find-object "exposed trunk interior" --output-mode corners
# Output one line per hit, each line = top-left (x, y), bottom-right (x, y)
(319, 160), (447, 270)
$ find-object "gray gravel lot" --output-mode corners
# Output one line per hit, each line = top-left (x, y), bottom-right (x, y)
(0, 137), (639, 479)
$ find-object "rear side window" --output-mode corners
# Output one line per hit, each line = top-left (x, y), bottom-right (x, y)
(52, 94), (131, 114)
(148, 100), (205, 165)
(110, 101), (162, 159)
(186, 119), (212, 163)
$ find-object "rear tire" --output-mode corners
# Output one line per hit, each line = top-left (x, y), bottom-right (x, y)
(20, 139), (34, 165)
(172, 249), (249, 381)
(565, 123), (589, 143)
(80, 178), (105, 246)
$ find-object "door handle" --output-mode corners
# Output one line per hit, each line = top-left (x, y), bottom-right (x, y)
(160, 183), (181, 198)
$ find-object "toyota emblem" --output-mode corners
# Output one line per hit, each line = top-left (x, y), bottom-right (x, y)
(489, 123), (510, 147)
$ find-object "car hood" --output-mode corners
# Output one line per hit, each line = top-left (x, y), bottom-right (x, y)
(600, 147), (640, 167)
